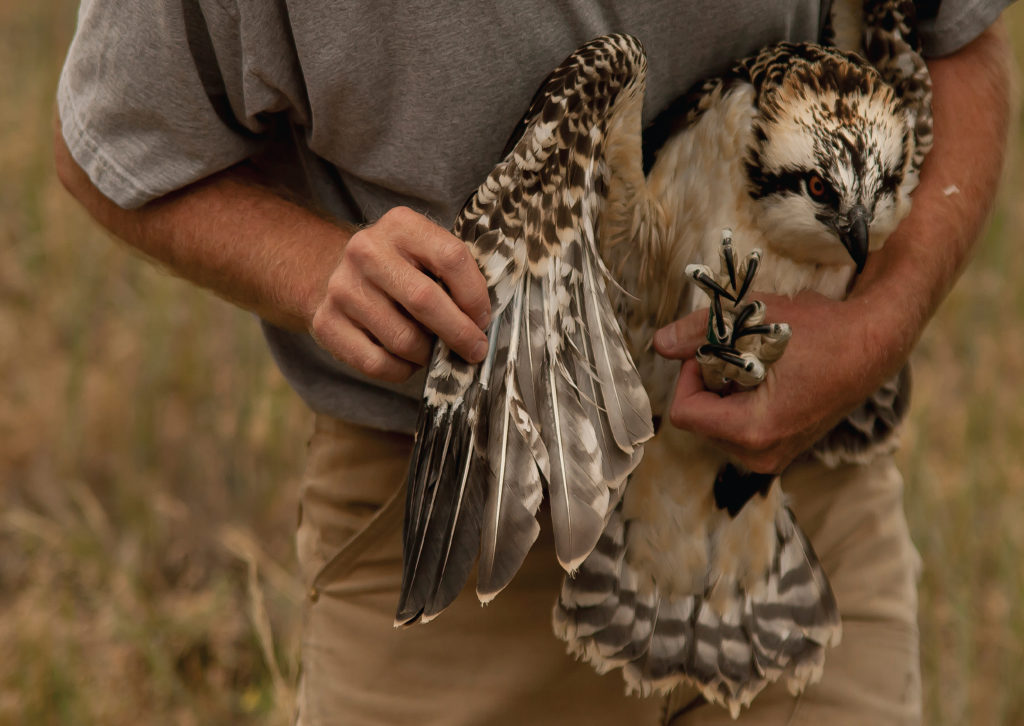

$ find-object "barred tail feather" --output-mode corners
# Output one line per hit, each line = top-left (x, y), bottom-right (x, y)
(554, 501), (841, 718)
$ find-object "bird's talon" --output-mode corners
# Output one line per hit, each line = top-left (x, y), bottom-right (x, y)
(733, 323), (782, 340)
(697, 344), (765, 390)
(729, 301), (765, 343)
(735, 250), (761, 302)
(691, 234), (790, 391)
(720, 230), (737, 290)
(756, 322), (792, 364)
(711, 294), (729, 341)
(688, 267), (738, 303)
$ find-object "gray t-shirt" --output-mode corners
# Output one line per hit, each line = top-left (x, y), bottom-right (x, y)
(58, 0), (1009, 433)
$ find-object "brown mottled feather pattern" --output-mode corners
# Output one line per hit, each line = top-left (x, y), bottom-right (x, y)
(554, 8), (930, 716)
(811, 364), (911, 467)
(398, 34), (653, 625)
(811, 0), (930, 462)
(861, 0), (934, 171)
(402, 3), (931, 717)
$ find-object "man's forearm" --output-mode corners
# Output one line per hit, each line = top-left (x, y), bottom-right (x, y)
(54, 121), (491, 381)
(54, 123), (346, 331)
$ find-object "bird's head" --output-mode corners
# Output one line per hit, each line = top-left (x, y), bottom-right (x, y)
(744, 46), (917, 274)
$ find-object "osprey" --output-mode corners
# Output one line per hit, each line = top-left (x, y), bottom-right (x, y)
(396, 1), (931, 717)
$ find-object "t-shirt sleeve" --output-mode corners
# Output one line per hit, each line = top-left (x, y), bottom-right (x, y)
(916, 0), (1013, 57)
(57, 0), (294, 209)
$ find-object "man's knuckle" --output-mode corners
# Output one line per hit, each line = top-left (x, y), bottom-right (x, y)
(668, 403), (688, 431)
(737, 426), (773, 453)
(357, 350), (390, 378)
(309, 313), (325, 342)
(326, 276), (365, 313)
(390, 324), (421, 357)
(310, 306), (328, 338)
(344, 234), (377, 267)
(406, 280), (437, 312)
(380, 206), (424, 239)
(324, 272), (348, 298)
(437, 239), (469, 273)
(385, 205), (415, 225)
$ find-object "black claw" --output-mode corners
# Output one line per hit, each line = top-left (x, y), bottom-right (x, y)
(736, 252), (761, 302)
(693, 270), (737, 303)
(699, 343), (754, 371)
(712, 294), (726, 340)
(733, 323), (781, 340)
(729, 302), (761, 342)
(722, 237), (737, 290)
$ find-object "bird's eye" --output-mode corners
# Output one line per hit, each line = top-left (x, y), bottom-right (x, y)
(806, 174), (828, 200)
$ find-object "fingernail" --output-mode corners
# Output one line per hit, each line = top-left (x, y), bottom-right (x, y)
(654, 326), (676, 351)
(471, 340), (488, 362)
(476, 310), (491, 329)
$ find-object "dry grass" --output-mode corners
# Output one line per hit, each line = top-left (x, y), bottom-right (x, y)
(1, 2), (308, 723)
(903, 10), (1024, 720)
(2, 2), (1024, 724)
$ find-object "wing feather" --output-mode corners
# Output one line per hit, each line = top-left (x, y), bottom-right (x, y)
(810, 365), (910, 467)
(828, 0), (933, 176)
(476, 280), (546, 601)
(398, 34), (656, 623)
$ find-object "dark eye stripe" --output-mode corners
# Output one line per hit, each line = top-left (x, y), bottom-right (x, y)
(746, 160), (842, 210)
(745, 161), (805, 199)
(879, 171), (902, 196)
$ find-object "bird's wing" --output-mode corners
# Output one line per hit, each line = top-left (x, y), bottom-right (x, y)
(810, 364), (910, 466)
(861, 0), (933, 173)
(828, 0), (933, 173)
(396, 34), (655, 626)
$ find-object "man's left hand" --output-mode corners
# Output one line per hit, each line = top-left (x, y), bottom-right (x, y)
(654, 290), (901, 474)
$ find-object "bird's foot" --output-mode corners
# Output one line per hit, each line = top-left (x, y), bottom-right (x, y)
(685, 230), (791, 393)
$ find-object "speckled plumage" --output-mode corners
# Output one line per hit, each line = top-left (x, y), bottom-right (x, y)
(399, 2), (931, 717)
(397, 35), (654, 626)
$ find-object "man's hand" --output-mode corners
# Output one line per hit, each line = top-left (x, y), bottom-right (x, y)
(652, 21), (1011, 474)
(56, 117), (490, 385)
(654, 291), (898, 473)
(311, 207), (491, 383)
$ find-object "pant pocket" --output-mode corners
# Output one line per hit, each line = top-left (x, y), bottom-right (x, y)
(295, 415), (413, 596)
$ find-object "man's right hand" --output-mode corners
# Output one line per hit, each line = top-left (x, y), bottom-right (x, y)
(56, 116), (490, 385)
(310, 206), (492, 383)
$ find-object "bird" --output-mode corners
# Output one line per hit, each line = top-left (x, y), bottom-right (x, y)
(395, 0), (932, 717)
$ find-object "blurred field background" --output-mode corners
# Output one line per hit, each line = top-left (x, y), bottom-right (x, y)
(2, 1), (1023, 724)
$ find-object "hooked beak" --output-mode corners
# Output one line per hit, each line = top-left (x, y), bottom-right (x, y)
(839, 205), (870, 274)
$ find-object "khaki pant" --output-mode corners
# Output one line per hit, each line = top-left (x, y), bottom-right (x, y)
(295, 415), (922, 725)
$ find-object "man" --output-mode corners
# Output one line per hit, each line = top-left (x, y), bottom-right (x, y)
(55, 2), (1011, 723)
